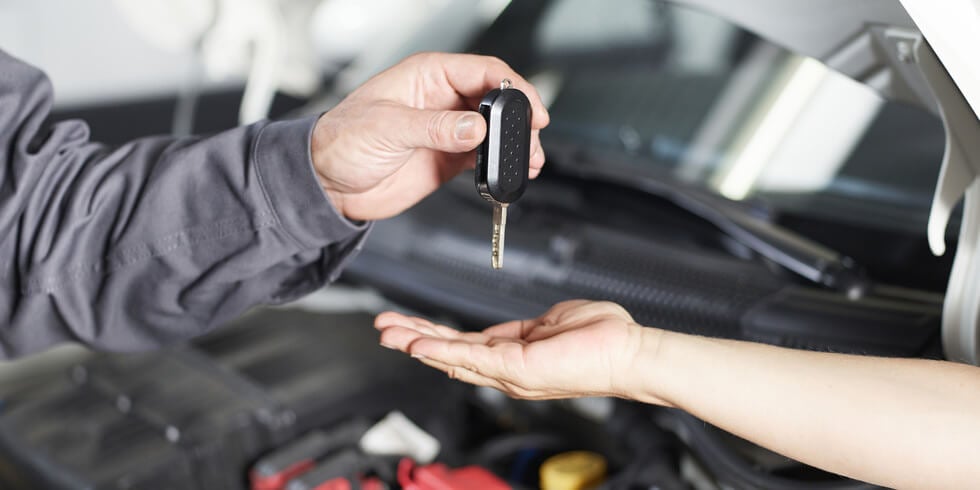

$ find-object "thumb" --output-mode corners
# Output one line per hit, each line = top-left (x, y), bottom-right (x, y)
(393, 107), (487, 153)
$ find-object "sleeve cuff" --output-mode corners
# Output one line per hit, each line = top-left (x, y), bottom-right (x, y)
(252, 116), (369, 250)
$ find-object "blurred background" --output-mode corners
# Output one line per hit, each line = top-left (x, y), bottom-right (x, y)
(2, 0), (946, 234)
(0, 1), (952, 489)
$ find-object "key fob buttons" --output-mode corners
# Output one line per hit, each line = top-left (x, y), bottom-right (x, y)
(476, 83), (532, 204)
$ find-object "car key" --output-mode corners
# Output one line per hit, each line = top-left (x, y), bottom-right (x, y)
(475, 79), (532, 269)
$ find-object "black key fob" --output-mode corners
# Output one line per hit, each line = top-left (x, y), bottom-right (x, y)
(475, 80), (532, 204)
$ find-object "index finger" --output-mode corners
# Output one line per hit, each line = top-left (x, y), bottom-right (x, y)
(430, 53), (550, 129)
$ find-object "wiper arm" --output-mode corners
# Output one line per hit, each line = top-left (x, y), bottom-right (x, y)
(554, 153), (871, 298)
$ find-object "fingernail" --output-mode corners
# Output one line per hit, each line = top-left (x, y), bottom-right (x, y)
(455, 115), (479, 141)
(381, 343), (397, 350)
(411, 353), (427, 360)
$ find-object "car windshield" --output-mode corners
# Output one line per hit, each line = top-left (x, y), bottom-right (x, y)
(475, 0), (947, 236)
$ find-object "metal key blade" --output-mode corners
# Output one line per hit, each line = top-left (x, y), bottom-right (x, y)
(491, 202), (508, 269)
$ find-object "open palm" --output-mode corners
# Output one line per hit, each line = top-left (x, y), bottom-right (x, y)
(375, 300), (652, 400)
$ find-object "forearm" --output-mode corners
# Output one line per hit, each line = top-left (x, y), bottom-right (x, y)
(0, 49), (368, 356)
(635, 328), (980, 489)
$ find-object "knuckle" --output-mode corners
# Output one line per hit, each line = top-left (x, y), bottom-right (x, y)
(426, 112), (450, 147)
(484, 55), (507, 69)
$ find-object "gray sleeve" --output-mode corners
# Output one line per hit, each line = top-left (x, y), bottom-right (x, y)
(0, 49), (370, 357)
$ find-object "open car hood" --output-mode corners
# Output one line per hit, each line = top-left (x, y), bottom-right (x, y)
(898, 1), (980, 120)
(668, 0), (980, 363)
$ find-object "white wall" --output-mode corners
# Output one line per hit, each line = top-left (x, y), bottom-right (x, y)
(0, 0), (210, 108)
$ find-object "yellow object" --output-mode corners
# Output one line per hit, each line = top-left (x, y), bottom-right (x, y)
(540, 451), (607, 490)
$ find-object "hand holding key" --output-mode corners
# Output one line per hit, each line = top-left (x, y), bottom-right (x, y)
(312, 53), (549, 222)
(476, 79), (533, 269)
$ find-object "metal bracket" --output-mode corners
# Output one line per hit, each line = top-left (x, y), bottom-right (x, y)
(908, 40), (980, 364)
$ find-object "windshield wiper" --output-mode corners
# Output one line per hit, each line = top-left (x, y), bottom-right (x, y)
(552, 149), (871, 298)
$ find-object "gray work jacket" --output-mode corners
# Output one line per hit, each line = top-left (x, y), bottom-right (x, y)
(0, 49), (370, 358)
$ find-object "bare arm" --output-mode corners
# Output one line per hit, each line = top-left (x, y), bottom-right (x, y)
(645, 329), (980, 489)
(376, 300), (980, 489)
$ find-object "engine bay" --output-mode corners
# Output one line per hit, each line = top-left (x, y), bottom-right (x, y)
(0, 307), (887, 489)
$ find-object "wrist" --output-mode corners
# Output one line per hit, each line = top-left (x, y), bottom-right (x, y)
(623, 326), (677, 407)
(310, 113), (351, 220)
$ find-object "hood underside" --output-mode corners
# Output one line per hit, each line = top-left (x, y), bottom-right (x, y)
(669, 0), (980, 364)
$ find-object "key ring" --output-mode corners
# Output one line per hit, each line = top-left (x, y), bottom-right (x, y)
(500, 78), (512, 90)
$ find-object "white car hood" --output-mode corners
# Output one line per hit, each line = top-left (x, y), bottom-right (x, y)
(671, 0), (980, 364)
(901, 0), (980, 120)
